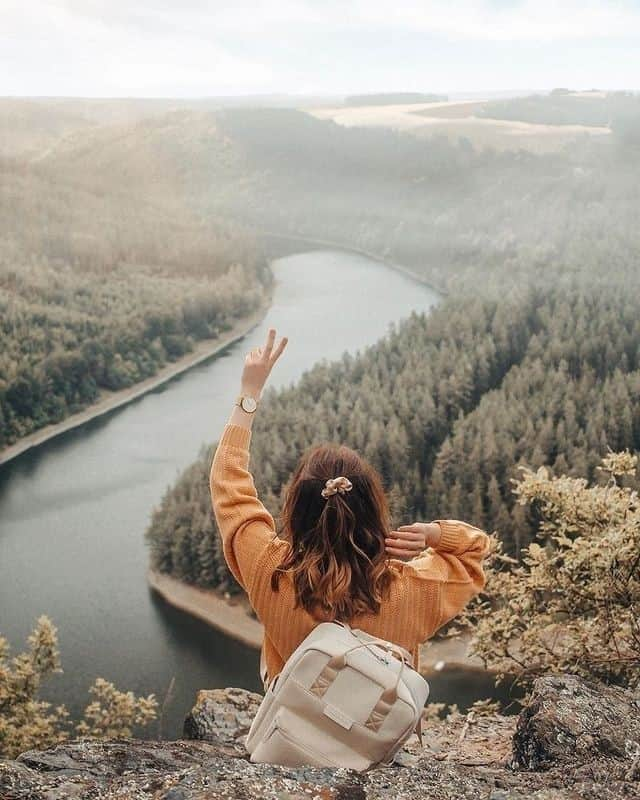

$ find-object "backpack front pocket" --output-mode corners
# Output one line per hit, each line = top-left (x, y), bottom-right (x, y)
(249, 718), (339, 768)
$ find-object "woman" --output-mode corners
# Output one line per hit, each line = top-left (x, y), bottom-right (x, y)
(210, 328), (490, 688)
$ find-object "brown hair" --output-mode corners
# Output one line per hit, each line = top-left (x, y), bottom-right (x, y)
(271, 443), (393, 621)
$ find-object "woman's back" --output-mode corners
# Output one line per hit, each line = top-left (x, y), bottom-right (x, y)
(208, 328), (490, 685)
(210, 423), (490, 683)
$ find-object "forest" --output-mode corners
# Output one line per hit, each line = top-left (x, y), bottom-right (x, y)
(476, 89), (640, 128)
(146, 283), (640, 588)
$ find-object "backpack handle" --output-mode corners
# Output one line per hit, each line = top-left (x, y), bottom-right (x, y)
(327, 639), (409, 672)
(311, 641), (408, 734)
(334, 621), (413, 664)
(321, 640), (408, 701)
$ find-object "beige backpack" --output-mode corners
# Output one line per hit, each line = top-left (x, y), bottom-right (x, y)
(245, 621), (430, 771)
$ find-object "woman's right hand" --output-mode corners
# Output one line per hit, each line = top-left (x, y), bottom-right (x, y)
(385, 522), (441, 561)
(240, 328), (288, 399)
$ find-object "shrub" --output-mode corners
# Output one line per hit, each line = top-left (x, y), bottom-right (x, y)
(0, 616), (157, 759)
(462, 451), (639, 691)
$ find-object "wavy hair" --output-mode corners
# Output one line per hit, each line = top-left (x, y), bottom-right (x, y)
(271, 443), (393, 620)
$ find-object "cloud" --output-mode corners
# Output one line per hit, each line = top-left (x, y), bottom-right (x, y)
(1, 0), (639, 95)
(8, 1), (640, 41)
(44, 0), (640, 41)
(1, 0), (274, 95)
(350, 0), (640, 41)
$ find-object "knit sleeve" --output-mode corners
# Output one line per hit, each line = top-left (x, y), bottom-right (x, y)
(209, 423), (279, 593)
(405, 519), (491, 639)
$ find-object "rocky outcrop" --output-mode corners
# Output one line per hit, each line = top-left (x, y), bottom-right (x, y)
(182, 686), (263, 750)
(513, 673), (640, 771)
(1, 676), (638, 800)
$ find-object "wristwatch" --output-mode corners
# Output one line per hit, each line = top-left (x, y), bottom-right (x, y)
(236, 394), (258, 414)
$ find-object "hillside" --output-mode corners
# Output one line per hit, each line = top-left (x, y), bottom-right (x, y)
(0, 99), (94, 158)
(211, 107), (640, 289)
(33, 110), (247, 204)
(17, 102), (640, 293)
(311, 93), (618, 151)
(476, 89), (640, 128)
(0, 96), (342, 159)
(0, 116), (268, 449)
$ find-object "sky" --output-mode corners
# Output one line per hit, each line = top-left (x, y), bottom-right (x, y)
(2, 0), (640, 97)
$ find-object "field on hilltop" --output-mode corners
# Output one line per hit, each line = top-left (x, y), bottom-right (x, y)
(308, 90), (636, 151)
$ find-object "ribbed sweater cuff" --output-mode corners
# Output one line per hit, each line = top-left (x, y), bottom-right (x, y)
(219, 423), (252, 450)
(433, 520), (463, 553)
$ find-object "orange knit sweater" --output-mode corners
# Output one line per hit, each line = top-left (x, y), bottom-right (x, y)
(210, 423), (491, 683)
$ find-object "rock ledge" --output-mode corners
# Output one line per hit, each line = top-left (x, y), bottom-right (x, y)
(1, 675), (638, 799)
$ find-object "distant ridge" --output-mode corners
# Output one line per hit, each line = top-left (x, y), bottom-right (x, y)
(345, 92), (447, 106)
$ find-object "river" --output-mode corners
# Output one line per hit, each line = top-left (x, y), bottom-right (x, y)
(0, 249), (464, 739)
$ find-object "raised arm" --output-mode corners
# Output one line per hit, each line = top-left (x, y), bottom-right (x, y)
(387, 519), (491, 638)
(209, 328), (288, 592)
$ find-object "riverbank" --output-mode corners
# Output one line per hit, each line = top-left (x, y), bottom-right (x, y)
(258, 231), (448, 297)
(148, 570), (263, 649)
(0, 294), (271, 468)
(147, 569), (482, 674)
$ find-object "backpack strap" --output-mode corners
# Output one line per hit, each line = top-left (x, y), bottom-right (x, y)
(414, 714), (424, 747)
(259, 647), (270, 692)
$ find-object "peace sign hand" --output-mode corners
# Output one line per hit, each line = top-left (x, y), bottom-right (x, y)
(241, 328), (288, 399)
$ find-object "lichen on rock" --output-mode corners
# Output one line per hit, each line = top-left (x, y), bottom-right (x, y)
(513, 674), (640, 770)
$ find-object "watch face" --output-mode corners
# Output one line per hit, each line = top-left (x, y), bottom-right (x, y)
(241, 396), (257, 413)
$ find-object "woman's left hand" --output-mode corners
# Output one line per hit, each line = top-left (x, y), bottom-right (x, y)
(385, 522), (440, 560)
(241, 328), (288, 399)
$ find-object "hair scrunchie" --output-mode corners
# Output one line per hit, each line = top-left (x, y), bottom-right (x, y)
(321, 476), (353, 499)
